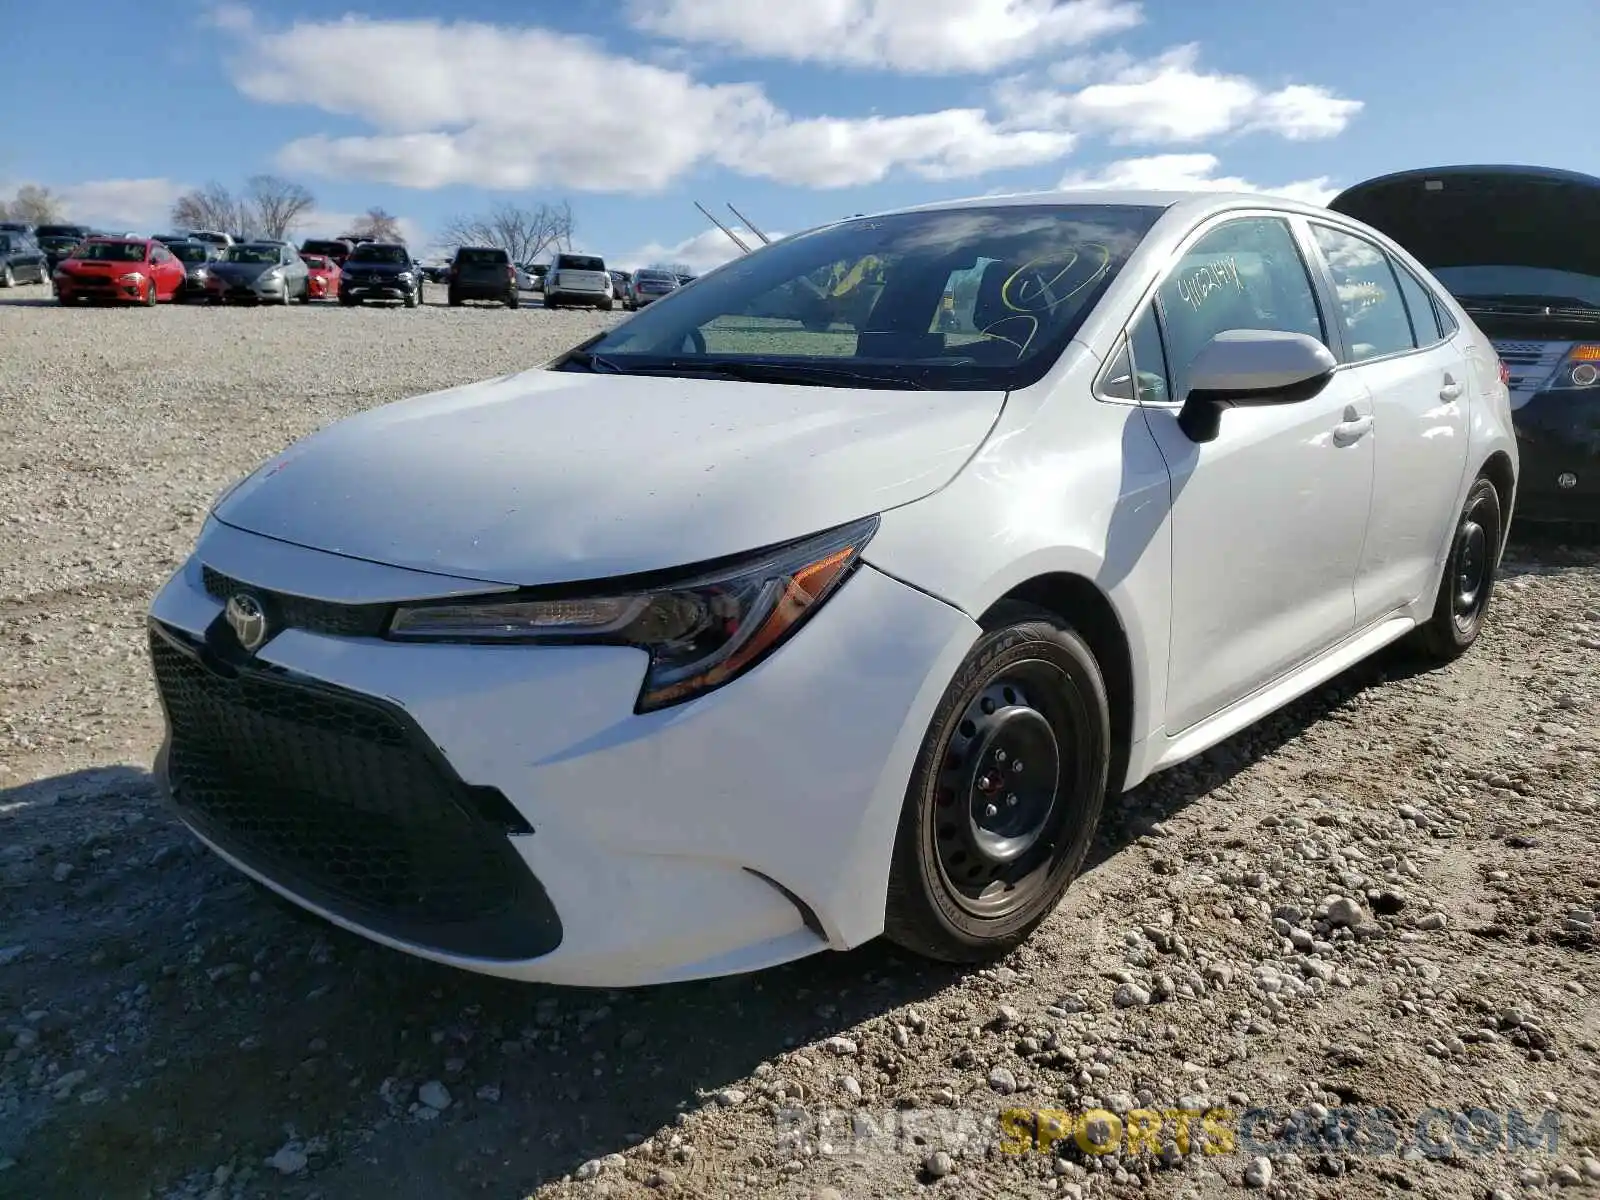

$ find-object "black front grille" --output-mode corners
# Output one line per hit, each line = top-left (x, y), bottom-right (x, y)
(149, 622), (562, 961)
(202, 566), (391, 638)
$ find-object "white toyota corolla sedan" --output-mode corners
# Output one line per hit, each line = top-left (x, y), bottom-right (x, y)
(147, 190), (1517, 987)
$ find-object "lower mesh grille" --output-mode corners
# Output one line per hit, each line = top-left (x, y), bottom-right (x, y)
(149, 622), (561, 960)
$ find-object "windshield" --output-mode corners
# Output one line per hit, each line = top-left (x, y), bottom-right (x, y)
(1431, 265), (1600, 309)
(348, 245), (410, 265)
(223, 245), (280, 264)
(301, 241), (347, 256)
(39, 236), (81, 251)
(578, 204), (1162, 390)
(36, 225), (88, 239)
(557, 254), (605, 272)
(170, 243), (211, 263)
(74, 241), (148, 262)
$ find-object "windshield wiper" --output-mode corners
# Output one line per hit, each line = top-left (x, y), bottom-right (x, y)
(562, 348), (624, 373)
(615, 358), (930, 390)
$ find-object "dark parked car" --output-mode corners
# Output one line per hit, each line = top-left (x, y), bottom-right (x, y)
(0, 221), (34, 236)
(300, 237), (355, 266)
(446, 245), (518, 308)
(164, 239), (220, 300)
(625, 267), (679, 310)
(1331, 164), (1600, 524)
(0, 231), (49, 287)
(339, 241), (423, 307)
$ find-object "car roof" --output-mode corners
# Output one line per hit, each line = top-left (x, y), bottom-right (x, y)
(862, 187), (1339, 224)
(1331, 162), (1600, 197)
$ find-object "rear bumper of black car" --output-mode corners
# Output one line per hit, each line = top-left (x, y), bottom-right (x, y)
(1510, 389), (1600, 523)
(449, 281), (513, 299)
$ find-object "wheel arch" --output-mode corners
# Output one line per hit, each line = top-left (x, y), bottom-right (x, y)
(1478, 450), (1516, 556)
(979, 572), (1137, 794)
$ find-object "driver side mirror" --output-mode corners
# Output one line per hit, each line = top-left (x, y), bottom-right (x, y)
(1177, 329), (1337, 444)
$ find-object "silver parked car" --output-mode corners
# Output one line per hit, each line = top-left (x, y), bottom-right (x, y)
(204, 242), (311, 304)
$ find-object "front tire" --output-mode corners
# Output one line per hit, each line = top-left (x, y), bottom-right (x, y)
(1408, 474), (1503, 663)
(1, 265), (13, 288)
(884, 602), (1110, 963)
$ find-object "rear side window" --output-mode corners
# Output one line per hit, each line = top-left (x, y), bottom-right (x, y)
(1391, 258), (1444, 345)
(1155, 216), (1324, 402)
(1310, 224), (1415, 361)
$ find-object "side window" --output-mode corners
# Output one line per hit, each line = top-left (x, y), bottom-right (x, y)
(1156, 217), (1324, 402)
(1391, 256), (1443, 345)
(1098, 338), (1135, 401)
(1433, 294), (1459, 337)
(1127, 303), (1171, 405)
(1310, 224), (1416, 361)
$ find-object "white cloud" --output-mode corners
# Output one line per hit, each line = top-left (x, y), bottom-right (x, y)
(610, 225), (784, 275)
(49, 178), (190, 230)
(224, 11), (1078, 192)
(998, 44), (1362, 144)
(720, 111), (1076, 188)
(211, 9), (1360, 198)
(627, 0), (1143, 73)
(1056, 153), (1338, 206)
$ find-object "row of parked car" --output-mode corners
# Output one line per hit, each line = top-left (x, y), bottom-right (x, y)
(0, 222), (697, 311)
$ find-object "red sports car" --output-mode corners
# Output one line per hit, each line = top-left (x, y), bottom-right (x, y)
(303, 253), (341, 300)
(54, 238), (185, 305)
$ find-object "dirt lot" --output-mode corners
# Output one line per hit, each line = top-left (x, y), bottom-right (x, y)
(1, 280), (1598, 1200)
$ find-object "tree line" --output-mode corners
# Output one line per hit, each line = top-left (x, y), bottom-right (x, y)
(3, 179), (648, 268)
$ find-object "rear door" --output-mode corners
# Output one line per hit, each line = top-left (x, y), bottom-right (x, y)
(1305, 221), (1470, 624)
(459, 249), (508, 288)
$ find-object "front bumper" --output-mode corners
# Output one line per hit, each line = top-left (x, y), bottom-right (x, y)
(208, 276), (287, 303)
(146, 518), (978, 986)
(342, 277), (416, 300)
(56, 276), (146, 302)
(1510, 388), (1600, 522)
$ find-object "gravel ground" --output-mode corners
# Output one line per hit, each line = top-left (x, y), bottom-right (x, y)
(2, 277), (1599, 1200)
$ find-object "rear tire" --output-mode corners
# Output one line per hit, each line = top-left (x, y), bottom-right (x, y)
(448, 289), (462, 307)
(507, 291), (519, 309)
(884, 602), (1110, 963)
(1407, 474), (1502, 663)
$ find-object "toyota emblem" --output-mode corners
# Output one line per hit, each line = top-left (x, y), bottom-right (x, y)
(225, 592), (269, 651)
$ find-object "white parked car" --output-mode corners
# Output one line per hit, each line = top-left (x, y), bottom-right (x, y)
(148, 190), (1517, 987)
(543, 250), (612, 310)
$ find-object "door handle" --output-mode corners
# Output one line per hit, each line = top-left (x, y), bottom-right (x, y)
(1332, 415), (1373, 446)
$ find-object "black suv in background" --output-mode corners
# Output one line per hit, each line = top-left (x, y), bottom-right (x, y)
(1331, 164), (1600, 524)
(446, 245), (518, 308)
(339, 242), (423, 307)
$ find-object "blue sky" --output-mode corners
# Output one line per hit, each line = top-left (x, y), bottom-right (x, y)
(3, 0), (1596, 271)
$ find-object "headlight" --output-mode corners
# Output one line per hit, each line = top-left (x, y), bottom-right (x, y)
(397, 271), (414, 282)
(264, 268), (283, 281)
(387, 516), (878, 712)
(1551, 343), (1600, 389)
(119, 272), (146, 283)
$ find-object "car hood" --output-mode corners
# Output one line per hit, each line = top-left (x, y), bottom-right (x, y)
(212, 367), (1006, 586)
(1329, 165), (1600, 277)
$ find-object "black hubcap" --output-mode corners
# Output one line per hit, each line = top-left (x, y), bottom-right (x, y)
(933, 661), (1077, 918)
(1452, 510), (1490, 626)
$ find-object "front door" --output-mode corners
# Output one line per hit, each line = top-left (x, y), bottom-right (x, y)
(1129, 214), (1377, 735)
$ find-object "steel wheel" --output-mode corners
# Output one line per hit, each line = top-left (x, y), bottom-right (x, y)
(1409, 473), (1502, 662)
(886, 605), (1110, 962)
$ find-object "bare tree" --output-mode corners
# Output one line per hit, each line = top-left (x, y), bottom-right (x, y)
(4, 185), (65, 225)
(439, 201), (574, 264)
(171, 182), (247, 236)
(343, 207), (404, 242)
(245, 174), (315, 240)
